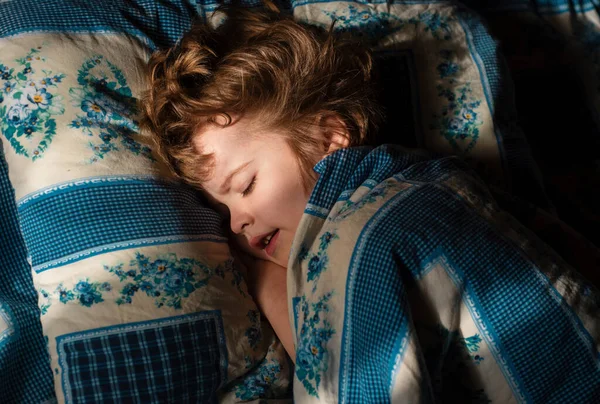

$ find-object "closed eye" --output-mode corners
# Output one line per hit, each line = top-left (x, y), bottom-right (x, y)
(242, 177), (256, 197)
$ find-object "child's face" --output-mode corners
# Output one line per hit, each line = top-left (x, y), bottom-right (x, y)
(195, 117), (317, 267)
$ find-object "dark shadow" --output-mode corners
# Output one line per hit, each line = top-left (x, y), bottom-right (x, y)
(468, 0), (600, 245)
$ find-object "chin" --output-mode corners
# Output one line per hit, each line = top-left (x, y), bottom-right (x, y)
(267, 254), (287, 268)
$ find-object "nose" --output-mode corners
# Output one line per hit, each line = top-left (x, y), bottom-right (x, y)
(230, 206), (251, 234)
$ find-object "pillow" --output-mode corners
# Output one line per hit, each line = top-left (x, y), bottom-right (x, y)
(0, 1), (291, 402)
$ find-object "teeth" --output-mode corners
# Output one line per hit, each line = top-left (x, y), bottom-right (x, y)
(262, 233), (274, 247)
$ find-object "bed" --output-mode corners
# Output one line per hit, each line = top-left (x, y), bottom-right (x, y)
(1, 0), (598, 402)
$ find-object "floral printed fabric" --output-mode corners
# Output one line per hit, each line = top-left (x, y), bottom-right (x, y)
(0, 33), (292, 403)
(1, 45), (152, 167)
(69, 55), (153, 163)
(39, 253), (240, 313)
(0, 46), (66, 160)
(317, 4), (487, 156)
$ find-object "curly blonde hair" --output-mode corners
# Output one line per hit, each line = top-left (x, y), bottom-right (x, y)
(140, 2), (382, 189)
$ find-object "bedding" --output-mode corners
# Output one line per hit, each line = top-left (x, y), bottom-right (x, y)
(0, 1), (291, 403)
(288, 144), (600, 402)
(0, 0), (598, 402)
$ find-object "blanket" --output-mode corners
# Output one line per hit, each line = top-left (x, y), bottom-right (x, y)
(288, 145), (600, 403)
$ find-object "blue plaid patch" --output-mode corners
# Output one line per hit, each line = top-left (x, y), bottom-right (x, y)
(57, 311), (228, 404)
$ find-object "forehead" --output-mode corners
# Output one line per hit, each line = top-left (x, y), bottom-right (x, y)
(192, 118), (290, 187)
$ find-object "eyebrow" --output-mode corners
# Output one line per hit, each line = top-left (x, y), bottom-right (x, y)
(220, 161), (252, 193)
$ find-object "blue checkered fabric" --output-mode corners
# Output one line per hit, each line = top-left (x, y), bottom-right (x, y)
(18, 179), (226, 272)
(56, 312), (227, 403)
(305, 145), (600, 403)
(0, 0), (288, 50)
(0, 146), (56, 403)
(0, 0), (192, 49)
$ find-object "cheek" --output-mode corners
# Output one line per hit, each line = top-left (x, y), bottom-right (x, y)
(281, 193), (309, 235)
(265, 175), (309, 217)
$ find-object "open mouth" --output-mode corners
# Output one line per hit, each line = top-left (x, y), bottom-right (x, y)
(261, 229), (278, 248)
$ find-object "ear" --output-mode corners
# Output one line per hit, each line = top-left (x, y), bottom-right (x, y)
(317, 113), (350, 155)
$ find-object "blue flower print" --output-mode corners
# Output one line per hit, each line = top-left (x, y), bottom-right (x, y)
(165, 271), (185, 293)
(39, 289), (51, 315)
(409, 11), (453, 40)
(448, 117), (462, 131)
(47, 279), (109, 310)
(99, 132), (114, 143)
(307, 255), (328, 283)
(105, 253), (218, 309)
(233, 355), (282, 400)
(461, 108), (477, 123)
(78, 291), (102, 307)
(81, 98), (108, 121)
(26, 87), (53, 110)
(73, 280), (105, 307)
(0, 93), (3, 105)
(36, 77), (52, 87)
(0, 64), (13, 80)
(245, 309), (262, 349)
(0, 46), (66, 160)
(139, 281), (154, 293)
(431, 47), (484, 153)
(57, 285), (75, 304)
(69, 55), (153, 163)
(37, 254), (240, 313)
(7, 104), (31, 126)
(323, 5), (404, 41)
(295, 292), (336, 398)
(298, 244), (310, 262)
(334, 182), (392, 222)
(300, 230), (339, 291)
(74, 280), (92, 294)
(3, 81), (15, 94)
(437, 61), (459, 79)
(431, 83), (482, 153)
(319, 231), (339, 251)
